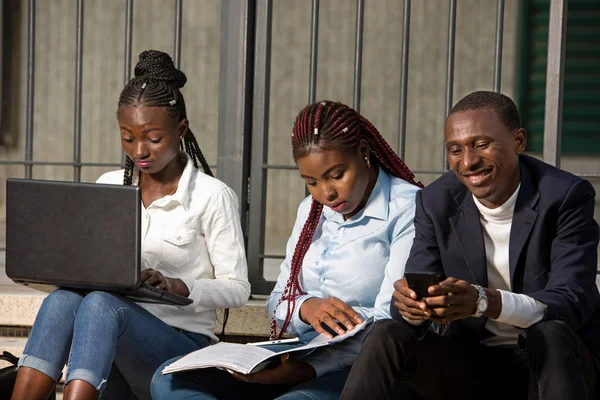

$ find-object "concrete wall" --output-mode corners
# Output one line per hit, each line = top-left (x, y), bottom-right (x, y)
(0, 0), (598, 280)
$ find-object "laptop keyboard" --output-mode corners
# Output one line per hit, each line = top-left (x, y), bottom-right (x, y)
(140, 283), (164, 293)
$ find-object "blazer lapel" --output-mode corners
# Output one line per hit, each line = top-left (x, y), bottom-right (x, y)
(509, 161), (540, 286)
(449, 187), (488, 286)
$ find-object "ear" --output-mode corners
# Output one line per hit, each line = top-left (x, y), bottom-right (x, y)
(514, 128), (527, 154)
(178, 119), (189, 140)
(357, 139), (370, 159)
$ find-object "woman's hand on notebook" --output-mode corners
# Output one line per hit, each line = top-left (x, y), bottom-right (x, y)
(141, 268), (190, 297)
(299, 297), (363, 338)
(231, 354), (315, 385)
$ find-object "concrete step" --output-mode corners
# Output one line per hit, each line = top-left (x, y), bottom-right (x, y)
(0, 283), (270, 337)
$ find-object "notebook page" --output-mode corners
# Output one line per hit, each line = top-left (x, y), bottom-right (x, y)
(163, 342), (276, 375)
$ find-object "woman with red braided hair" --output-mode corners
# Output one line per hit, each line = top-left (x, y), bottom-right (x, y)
(152, 100), (422, 399)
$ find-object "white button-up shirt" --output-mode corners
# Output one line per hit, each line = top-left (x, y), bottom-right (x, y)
(97, 152), (250, 342)
(268, 168), (419, 376)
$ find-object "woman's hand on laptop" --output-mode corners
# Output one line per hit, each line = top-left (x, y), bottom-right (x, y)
(141, 268), (190, 297)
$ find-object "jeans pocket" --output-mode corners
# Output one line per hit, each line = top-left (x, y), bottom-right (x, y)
(160, 227), (196, 270)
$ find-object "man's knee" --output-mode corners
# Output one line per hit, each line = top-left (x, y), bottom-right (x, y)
(525, 320), (577, 356)
(527, 320), (574, 345)
(362, 319), (416, 355)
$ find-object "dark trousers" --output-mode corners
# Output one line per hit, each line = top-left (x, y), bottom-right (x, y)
(340, 319), (598, 400)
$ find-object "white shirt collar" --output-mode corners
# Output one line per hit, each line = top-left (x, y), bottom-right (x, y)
(322, 167), (390, 224)
(473, 183), (521, 221)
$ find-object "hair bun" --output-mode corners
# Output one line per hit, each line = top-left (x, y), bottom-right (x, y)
(134, 50), (187, 89)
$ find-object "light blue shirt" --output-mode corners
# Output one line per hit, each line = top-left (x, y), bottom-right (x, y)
(267, 167), (419, 377)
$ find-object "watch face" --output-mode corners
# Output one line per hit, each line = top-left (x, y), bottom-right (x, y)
(478, 298), (489, 312)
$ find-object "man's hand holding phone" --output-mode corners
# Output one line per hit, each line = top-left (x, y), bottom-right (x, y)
(393, 272), (447, 322)
(395, 273), (485, 324)
(392, 278), (432, 321)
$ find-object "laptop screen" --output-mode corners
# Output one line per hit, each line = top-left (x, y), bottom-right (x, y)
(6, 179), (141, 289)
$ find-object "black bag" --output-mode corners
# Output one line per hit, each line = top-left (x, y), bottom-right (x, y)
(0, 351), (19, 399)
(0, 351), (57, 400)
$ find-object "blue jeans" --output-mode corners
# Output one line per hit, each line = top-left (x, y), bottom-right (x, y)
(151, 357), (349, 400)
(18, 289), (210, 399)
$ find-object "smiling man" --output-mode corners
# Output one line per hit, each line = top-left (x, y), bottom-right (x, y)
(340, 91), (600, 400)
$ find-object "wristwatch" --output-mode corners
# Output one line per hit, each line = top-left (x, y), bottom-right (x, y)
(472, 284), (488, 317)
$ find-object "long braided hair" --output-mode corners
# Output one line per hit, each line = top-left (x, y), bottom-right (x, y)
(118, 50), (213, 183)
(117, 50), (231, 335)
(270, 101), (423, 340)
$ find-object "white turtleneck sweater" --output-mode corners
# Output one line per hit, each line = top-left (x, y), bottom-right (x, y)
(473, 185), (547, 346)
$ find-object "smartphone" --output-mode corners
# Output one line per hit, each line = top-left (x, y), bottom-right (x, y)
(404, 271), (446, 299)
(246, 337), (300, 346)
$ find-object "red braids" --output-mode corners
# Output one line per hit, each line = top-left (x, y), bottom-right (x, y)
(270, 101), (422, 340)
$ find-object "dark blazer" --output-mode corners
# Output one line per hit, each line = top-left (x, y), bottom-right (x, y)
(392, 154), (600, 363)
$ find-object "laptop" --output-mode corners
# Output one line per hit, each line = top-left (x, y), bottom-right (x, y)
(5, 178), (192, 306)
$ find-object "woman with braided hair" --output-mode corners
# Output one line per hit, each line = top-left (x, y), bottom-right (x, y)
(151, 100), (421, 399)
(10, 50), (250, 400)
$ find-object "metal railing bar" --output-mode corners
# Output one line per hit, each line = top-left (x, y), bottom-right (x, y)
(260, 164), (451, 176)
(247, 0), (273, 285)
(122, 0), (133, 165)
(308, 0), (319, 104)
(543, 0), (568, 168)
(397, 0), (411, 160)
(259, 164), (599, 179)
(262, 164), (297, 170)
(0, 161), (124, 167)
(352, 0), (364, 112)
(24, 0), (36, 179)
(576, 174), (600, 179)
(73, 0), (84, 182)
(442, 0), (456, 170)
(0, 160), (217, 168)
(259, 254), (286, 260)
(174, 0), (183, 69)
(493, 0), (504, 92)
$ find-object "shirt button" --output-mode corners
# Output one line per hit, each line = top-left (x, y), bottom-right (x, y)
(144, 214), (149, 219)
(319, 277), (325, 283)
(340, 227), (345, 232)
(177, 236), (182, 241)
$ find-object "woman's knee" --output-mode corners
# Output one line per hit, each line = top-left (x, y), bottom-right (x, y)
(43, 289), (83, 308)
(36, 289), (83, 322)
(77, 291), (125, 316)
(150, 356), (181, 399)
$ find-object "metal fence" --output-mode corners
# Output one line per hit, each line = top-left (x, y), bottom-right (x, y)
(243, 0), (585, 294)
(0, 0), (590, 295)
(0, 0), (216, 179)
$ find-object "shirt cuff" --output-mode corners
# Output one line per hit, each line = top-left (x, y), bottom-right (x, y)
(289, 295), (316, 335)
(402, 316), (426, 326)
(180, 277), (195, 295)
(493, 290), (547, 328)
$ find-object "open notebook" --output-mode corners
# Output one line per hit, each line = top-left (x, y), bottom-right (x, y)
(162, 317), (374, 375)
